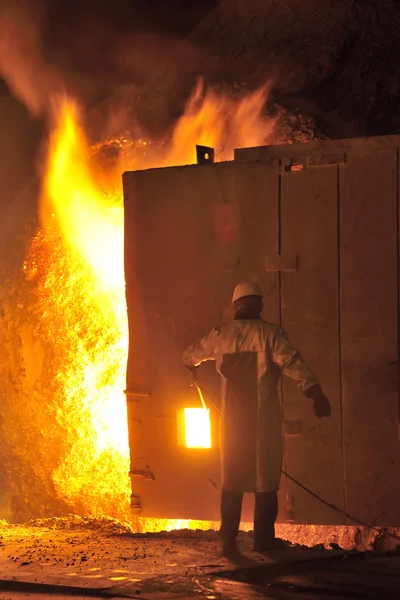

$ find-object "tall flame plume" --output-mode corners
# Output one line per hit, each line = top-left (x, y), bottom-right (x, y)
(17, 82), (275, 527)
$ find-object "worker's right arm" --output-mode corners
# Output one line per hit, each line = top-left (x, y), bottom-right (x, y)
(182, 326), (221, 369)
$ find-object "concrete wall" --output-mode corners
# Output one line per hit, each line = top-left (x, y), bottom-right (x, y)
(123, 134), (400, 525)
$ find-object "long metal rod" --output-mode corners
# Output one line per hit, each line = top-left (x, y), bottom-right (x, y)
(192, 380), (209, 411)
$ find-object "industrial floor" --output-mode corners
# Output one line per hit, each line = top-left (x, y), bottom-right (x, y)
(0, 518), (399, 599)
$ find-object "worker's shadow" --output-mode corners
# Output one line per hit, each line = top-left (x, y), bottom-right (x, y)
(223, 552), (263, 568)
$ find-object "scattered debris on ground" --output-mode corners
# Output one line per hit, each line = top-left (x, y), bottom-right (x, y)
(1, 519), (400, 598)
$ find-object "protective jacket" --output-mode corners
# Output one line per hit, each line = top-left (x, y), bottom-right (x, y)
(183, 317), (318, 493)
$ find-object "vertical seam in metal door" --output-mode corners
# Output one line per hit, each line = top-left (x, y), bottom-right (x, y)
(337, 164), (348, 519)
(397, 148), (400, 437)
(278, 172), (288, 498)
(278, 172), (282, 318)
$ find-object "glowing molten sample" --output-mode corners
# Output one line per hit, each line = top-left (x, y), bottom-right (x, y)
(179, 408), (212, 449)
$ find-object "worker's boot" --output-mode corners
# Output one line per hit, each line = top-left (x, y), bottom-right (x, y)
(253, 492), (284, 553)
(221, 537), (240, 558)
(220, 490), (243, 558)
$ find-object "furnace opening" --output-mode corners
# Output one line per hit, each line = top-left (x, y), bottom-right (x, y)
(178, 408), (212, 449)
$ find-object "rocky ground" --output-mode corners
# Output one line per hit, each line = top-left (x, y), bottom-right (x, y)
(1, 518), (400, 599)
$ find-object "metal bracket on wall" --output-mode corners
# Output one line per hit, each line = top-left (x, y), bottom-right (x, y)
(279, 153), (347, 174)
(131, 494), (142, 513)
(124, 390), (152, 403)
(130, 469), (155, 481)
(196, 145), (215, 165)
(265, 253), (298, 272)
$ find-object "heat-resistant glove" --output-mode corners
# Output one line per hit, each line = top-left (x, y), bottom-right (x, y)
(304, 384), (331, 418)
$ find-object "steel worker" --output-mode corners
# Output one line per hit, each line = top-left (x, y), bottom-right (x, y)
(182, 281), (331, 557)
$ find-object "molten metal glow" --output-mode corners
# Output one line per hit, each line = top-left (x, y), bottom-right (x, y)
(41, 100), (125, 295)
(24, 82), (275, 526)
(183, 408), (212, 449)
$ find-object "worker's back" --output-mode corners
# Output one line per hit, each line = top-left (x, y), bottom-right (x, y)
(206, 319), (280, 406)
(210, 318), (279, 359)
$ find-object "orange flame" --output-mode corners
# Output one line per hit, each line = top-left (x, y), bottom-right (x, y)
(161, 80), (275, 165)
(41, 99), (125, 295)
(29, 83), (275, 525)
(93, 80), (276, 173)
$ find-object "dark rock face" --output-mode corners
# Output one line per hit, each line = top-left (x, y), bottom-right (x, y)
(189, 0), (400, 136)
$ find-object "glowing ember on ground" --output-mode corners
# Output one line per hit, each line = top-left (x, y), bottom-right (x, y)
(19, 82), (275, 527)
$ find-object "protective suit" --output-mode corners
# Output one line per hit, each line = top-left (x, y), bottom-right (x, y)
(182, 318), (319, 494)
(183, 281), (330, 556)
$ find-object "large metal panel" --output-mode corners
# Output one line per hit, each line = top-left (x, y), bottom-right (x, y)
(124, 165), (231, 521)
(280, 163), (345, 524)
(123, 162), (280, 521)
(124, 134), (400, 527)
(339, 149), (400, 525)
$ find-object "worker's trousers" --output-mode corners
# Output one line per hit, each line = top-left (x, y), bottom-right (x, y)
(220, 490), (278, 549)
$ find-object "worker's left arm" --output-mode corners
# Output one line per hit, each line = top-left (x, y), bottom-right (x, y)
(182, 326), (221, 369)
(271, 327), (331, 417)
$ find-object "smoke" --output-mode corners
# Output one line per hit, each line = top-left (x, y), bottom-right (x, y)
(0, 1), (61, 267)
(0, 1), (67, 116)
(85, 31), (212, 142)
(0, 1), (57, 521)
(0, 0), (215, 148)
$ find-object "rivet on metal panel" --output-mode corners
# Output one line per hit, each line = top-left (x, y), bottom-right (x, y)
(265, 253), (298, 272)
(130, 469), (155, 480)
(283, 419), (302, 435)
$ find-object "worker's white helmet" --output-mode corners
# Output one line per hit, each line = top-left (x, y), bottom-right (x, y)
(232, 281), (263, 303)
